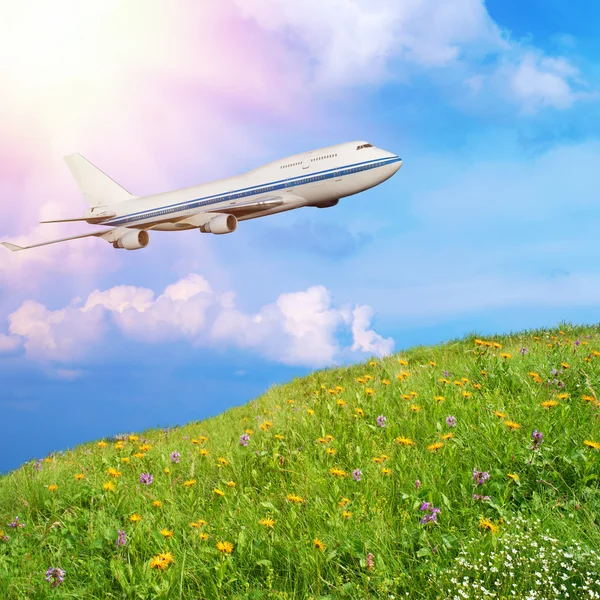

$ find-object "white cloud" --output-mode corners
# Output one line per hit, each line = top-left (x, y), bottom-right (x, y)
(0, 333), (20, 353)
(3, 274), (393, 367)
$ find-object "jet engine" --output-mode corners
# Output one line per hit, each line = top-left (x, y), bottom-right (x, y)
(200, 214), (237, 234)
(311, 199), (339, 209)
(112, 230), (150, 250)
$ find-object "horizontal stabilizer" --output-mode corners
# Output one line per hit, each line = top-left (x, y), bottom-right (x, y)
(40, 213), (116, 224)
(1, 228), (120, 252)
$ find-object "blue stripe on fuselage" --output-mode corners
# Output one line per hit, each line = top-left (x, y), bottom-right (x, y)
(103, 155), (401, 226)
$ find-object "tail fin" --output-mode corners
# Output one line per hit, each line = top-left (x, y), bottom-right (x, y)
(64, 153), (135, 208)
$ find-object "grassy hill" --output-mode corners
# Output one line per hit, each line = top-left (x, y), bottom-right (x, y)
(2, 324), (600, 599)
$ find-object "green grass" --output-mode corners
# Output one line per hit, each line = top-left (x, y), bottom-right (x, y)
(2, 323), (600, 599)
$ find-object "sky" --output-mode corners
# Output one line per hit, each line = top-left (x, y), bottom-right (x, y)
(1, 0), (600, 474)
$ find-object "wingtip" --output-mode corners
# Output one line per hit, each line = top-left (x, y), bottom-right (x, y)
(2, 242), (24, 252)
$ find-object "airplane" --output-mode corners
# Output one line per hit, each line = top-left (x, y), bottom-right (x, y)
(2, 141), (402, 252)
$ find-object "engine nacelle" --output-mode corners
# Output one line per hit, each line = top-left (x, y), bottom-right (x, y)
(113, 230), (150, 250)
(312, 199), (339, 209)
(200, 214), (237, 235)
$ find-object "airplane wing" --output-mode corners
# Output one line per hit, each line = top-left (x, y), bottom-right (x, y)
(39, 214), (116, 224)
(1, 227), (125, 252)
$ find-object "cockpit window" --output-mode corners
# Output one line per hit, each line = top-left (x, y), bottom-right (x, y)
(356, 143), (373, 150)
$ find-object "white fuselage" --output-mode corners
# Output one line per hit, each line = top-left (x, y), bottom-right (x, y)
(97, 141), (402, 231)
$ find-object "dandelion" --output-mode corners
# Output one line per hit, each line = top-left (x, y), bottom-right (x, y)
(473, 468), (490, 486)
(584, 440), (600, 450)
(170, 451), (180, 463)
(216, 541), (234, 554)
(446, 416), (456, 427)
(129, 513), (142, 523)
(160, 529), (173, 538)
(479, 517), (499, 534)
(116, 529), (127, 548)
(184, 479), (196, 487)
(139, 472), (153, 485)
(352, 469), (362, 481)
(376, 415), (387, 427)
(313, 538), (326, 551)
(45, 567), (65, 587)
(259, 517), (275, 528)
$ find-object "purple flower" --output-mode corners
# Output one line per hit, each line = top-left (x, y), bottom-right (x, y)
(139, 472), (153, 485)
(532, 429), (543, 449)
(472, 494), (491, 501)
(520, 347), (528, 355)
(45, 567), (65, 587)
(551, 369), (558, 376)
(352, 469), (363, 482)
(34, 459), (42, 472)
(366, 552), (374, 570)
(419, 504), (441, 524)
(575, 339), (581, 346)
(473, 468), (490, 486)
(9, 516), (24, 529)
(376, 415), (387, 428)
(239, 433), (250, 446)
(446, 416), (456, 427)
(170, 451), (180, 463)
(415, 479), (421, 490)
(420, 502), (432, 511)
(116, 529), (127, 549)
(443, 370), (450, 378)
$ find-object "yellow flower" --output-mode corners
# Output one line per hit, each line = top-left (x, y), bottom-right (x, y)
(48, 484), (58, 492)
(121, 457), (130, 463)
(507, 473), (519, 481)
(245, 429), (254, 435)
(184, 479), (196, 487)
(259, 517), (275, 528)
(336, 399), (346, 406)
(152, 500), (163, 507)
(382, 379), (390, 386)
(338, 498), (351, 507)
(462, 391), (472, 398)
(541, 400), (558, 409)
(441, 433), (454, 440)
(584, 440), (600, 450)
(372, 456), (384, 464)
(199, 448), (209, 456)
(399, 359), (408, 366)
(286, 494), (305, 504)
(128, 435), (139, 442)
(274, 434), (285, 440)
(433, 396), (445, 403)
(199, 532), (209, 540)
(492, 342), (502, 349)
(356, 377), (366, 384)
(342, 510), (352, 519)
(326, 448), (337, 455)
(429, 361), (437, 366)
(133, 453), (145, 459)
(198, 436), (208, 442)
(504, 421), (521, 430)
(139, 444), (152, 452)
(107, 467), (122, 478)
(369, 361), (377, 366)
(226, 481), (236, 488)
(158, 552), (174, 565)
(329, 467), (348, 478)
(103, 482), (115, 491)
(561, 362), (570, 369)
(217, 457), (230, 466)
(402, 394), (412, 400)
(395, 436), (415, 446)
(438, 378), (450, 384)
(114, 442), (125, 450)
(325, 434), (334, 440)
(472, 383), (482, 389)
(480, 370), (487, 376)
(354, 408), (365, 417)
(317, 437), (328, 444)
(410, 391), (419, 397)
(427, 442), (444, 452)
(307, 409), (315, 415)
(410, 404), (421, 412)
(149, 556), (169, 570)
(97, 441), (107, 448)
(216, 541), (234, 554)
(130, 513), (142, 522)
(213, 488), (225, 497)
(164, 468), (171, 474)
(380, 454), (389, 461)
(381, 468), (392, 475)
(74, 473), (84, 480)
(453, 380), (464, 387)
(493, 411), (507, 418)
(159, 529), (174, 538)
(556, 393), (569, 400)
(479, 518), (500, 534)
(365, 388), (375, 396)
(313, 538), (326, 551)
(582, 395), (595, 402)
(500, 353), (512, 359)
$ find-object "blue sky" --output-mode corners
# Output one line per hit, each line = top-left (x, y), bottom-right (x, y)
(1, 0), (600, 474)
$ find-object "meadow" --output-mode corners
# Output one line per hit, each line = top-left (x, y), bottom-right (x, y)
(1, 324), (600, 599)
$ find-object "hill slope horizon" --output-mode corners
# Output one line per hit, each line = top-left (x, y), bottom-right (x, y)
(1, 322), (600, 599)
